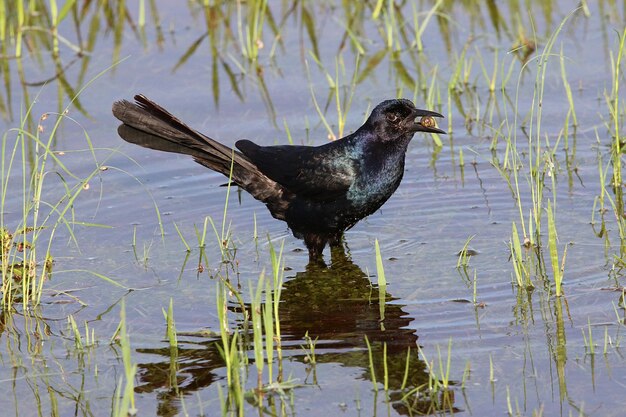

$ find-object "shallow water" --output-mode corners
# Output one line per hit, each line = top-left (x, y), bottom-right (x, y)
(2, 1), (626, 416)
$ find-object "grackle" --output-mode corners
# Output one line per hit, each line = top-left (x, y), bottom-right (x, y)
(112, 95), (445, 261)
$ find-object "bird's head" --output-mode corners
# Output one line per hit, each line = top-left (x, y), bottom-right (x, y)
(366, 99), (446, 139)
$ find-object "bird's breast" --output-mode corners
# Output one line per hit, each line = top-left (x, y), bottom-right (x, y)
(347, 152), (405, 211)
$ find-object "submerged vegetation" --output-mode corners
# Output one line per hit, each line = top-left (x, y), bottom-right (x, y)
(1, 0), (626, 416)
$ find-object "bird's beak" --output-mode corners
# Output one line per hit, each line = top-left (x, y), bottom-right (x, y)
(408, 109), (446, 134)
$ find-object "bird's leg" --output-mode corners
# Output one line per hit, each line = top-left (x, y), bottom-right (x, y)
(328, 232), (344, 248)
(304, 234), (328, 263)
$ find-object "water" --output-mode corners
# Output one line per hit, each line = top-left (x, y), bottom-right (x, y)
(1, 1), (626, 416)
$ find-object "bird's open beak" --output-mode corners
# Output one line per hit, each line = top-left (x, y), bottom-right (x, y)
(408, 109), (446, 134)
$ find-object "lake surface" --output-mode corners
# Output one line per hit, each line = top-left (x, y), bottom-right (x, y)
(1, 1), (626, 416)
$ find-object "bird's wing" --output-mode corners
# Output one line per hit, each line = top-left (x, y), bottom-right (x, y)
(236, 140), (356, 201)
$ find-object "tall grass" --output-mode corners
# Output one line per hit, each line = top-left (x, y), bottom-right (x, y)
(547, 200), (566, 296)
(374, 239), (388, 330)
(500, 9), (579, 292)
(3, 2), (624, 416)
(306, 53), (361, 141)
(111, 300), (138, 417)
(0, 0), (156, 124)
(416, 340), (455, 412)
(163, 298), (179, 390)
(604, 28), (626, 258)
(236, 0), (269, 62)
(213, 235), (290, 415)
(1, 98), (111, 309)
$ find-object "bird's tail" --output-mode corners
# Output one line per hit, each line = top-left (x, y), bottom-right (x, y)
(112, 95), (289, 218)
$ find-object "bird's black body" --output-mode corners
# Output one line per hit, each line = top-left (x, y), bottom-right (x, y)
(112, 95), (445, 261)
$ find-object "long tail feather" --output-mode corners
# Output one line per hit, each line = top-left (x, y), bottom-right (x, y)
(112, 95), (290, 218)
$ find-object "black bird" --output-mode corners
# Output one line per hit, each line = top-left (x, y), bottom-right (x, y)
(112, 95), (445, 261)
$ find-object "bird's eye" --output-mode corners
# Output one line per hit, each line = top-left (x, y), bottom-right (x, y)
(386, 113), (400, 123)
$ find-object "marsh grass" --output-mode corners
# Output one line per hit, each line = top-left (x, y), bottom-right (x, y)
(173, 222), (192, 253)
(602, 303), (623, 352)
(247, 240), (290, 402)
(374, 239), (389, 331)
(559, 44), (578, 130)
(236, 0), (273, 63)
(307, 53), (360, 141)
(0, 0), (158, 125)
(215, 278), (246, 414)
(602, 27), (626, 267)
(510, 222), (532, 289)
(68, 314), (97, 350)
(456, 234), (475, 269)
(374, 238), (387, 286)
(495, 9), (582, 293)
(547, 200), (566, 296)
(1, 97), (114, 309)
(210, 217), (291, 415)
(4, 1), (626, 416)
(414, 340), (455, 413)
(476, 47), (515, 94)
(301, 331), (317, 366)
(364, 335), (379, 389)
(419, 340), (452, 391)
(250, 271), (267, 389)
(410, 0), (443, 54)
(163, 298), (180, 393)
(111, 300), (138, 417)
(582, 317), (596, 355)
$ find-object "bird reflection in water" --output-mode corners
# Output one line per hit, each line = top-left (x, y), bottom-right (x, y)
(134, 249), (458, 416)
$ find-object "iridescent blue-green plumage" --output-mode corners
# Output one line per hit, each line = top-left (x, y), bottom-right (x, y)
(112, 95), (445, 261)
